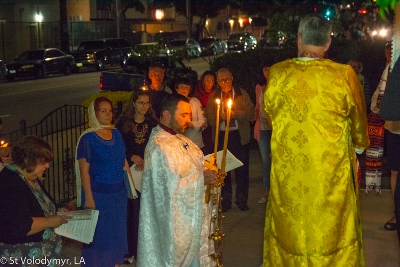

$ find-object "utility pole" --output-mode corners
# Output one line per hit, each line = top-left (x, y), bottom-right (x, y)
(116, 0), (120, 38)
(186, 0), (191, 39)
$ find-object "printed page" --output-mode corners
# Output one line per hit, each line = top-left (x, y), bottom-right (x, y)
(57, 210), (93, 220)
(204, 149), (243, 172)
(55, 209), (99, 244)
(130, 163), (143, 193)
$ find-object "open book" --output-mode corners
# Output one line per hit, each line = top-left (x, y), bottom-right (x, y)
(204, 149), (243, 172)
(55, 210), (99, 244)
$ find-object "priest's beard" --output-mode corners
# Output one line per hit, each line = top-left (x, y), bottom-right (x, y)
(171, 118), (187, 134)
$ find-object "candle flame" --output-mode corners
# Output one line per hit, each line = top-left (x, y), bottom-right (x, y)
(228, 99), (232, 108)
(0, 141), (8, 147)
(216, 99), (220, 104)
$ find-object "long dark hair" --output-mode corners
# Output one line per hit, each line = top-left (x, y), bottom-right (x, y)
(115, 90), (157, 134)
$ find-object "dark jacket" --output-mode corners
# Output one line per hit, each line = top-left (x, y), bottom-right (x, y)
(380, 58), (400, 121)
(205, 87), (254, 145)
(0, 167), (49, 244)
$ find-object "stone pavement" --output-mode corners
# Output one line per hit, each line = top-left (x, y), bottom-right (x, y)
(62, 148), (400, 267)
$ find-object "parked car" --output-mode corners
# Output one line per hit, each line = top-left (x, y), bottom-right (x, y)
(72, 38), (132, 71)
(100, 72), (147, 92)
(259, 30), (286, 48)
(198, 37), (228, 56)
(100, 54), (198, 92)
(168, 39), (201, 58)
(134, 42), (170, 56)
(5, 48), (75, 81)
(227, 32), (257, 52)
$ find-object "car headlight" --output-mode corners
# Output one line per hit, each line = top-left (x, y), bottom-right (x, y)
(87, 54), (95, 60)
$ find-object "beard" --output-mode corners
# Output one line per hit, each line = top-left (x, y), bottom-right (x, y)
(171, 118), (186, 134)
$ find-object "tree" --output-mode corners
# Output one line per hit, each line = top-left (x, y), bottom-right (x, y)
(97, 0), (145, 20)
(155, 0), (240, 40)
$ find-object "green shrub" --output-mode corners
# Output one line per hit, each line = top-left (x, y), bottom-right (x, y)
(209, 39), (385, 102)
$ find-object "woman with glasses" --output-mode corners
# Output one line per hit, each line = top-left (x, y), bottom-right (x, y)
(115, 90), (157, 264)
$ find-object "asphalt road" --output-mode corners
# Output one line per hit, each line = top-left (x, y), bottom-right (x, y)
(0, 57), (212, 134)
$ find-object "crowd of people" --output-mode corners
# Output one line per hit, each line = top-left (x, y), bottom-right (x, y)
(0, 12), (399, 267)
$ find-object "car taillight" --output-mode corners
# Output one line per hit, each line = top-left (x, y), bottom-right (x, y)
(100, 74), (103, 89)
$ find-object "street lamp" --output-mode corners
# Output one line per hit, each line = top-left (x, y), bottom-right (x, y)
(155, 9), (164, 20)
(35, 14), (43, 22)
(35, 13), (43, 48)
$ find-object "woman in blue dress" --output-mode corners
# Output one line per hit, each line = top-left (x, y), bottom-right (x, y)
(76, 96), (134, 266)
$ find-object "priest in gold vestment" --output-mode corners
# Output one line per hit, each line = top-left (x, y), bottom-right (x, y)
(263, 14), (369, 266)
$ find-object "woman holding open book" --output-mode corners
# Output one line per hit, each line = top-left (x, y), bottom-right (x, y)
(76, 97), (134, 266)
(0, 136), (70, 263)
(115, 89), (157, 264)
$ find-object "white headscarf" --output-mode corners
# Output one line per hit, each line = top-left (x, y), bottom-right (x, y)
(75, 100), (115, 207)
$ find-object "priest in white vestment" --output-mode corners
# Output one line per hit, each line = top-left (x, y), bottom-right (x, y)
(137, 94), (216, 267)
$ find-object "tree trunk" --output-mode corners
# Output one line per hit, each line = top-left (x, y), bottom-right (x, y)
(59, 0), (70, 52)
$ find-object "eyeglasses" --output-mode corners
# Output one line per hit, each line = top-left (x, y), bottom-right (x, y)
(218, 78), (232, 84)
(136, 101), (150, 106)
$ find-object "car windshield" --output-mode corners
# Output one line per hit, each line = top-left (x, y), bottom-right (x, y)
(77, 41), (105, 51)
(198, 38), (213, 45)
(169, 40), (186, 46)
(228, 34), (243, 40)
(17, 50), (45, 60)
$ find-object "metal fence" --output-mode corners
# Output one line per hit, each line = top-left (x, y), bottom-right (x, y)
(2, 105), (88, 206)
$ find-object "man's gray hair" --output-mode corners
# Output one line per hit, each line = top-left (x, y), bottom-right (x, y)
(298, 14), (332, 47)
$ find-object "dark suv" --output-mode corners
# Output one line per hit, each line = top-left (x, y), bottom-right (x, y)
(123, 55), (198, 90)
(72, 38), (132, 71)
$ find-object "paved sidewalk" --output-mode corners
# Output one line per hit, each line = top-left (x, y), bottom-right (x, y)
(62, 149), (400, 266)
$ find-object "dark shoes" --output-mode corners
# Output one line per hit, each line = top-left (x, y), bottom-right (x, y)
(237, 204), (249, 211)
(221, 203), (231, 213)
(221, 202), (249, 212)
(384, 221), (397, 231)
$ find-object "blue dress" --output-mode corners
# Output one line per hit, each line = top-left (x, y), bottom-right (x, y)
(77, 129), (128, 266)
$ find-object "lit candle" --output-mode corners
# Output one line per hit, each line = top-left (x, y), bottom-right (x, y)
(213, 99), (221, 160)
(0, 140), (8, 147)
(220, 99), (232, 173)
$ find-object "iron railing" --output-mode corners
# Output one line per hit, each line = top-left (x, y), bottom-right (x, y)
(2, 105), (88, 206)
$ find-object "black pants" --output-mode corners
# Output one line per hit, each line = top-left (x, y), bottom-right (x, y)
(126, 191), (141, 259)
(395, 172), (400, 245)
(218, 130), (250, 207)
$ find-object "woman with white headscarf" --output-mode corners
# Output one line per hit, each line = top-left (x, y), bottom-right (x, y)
(75, 96), (136, 266)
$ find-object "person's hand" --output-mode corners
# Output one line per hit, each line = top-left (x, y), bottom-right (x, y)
(373, 106), (380, 114)
(221, 112), (227, 121)
(203, 169), (216, 185)
(84, 197), (96, 210)
(131, 155), (144, 171)
(0, 155), (11, 165)
(57, 207), (68, 212)
(47, 215), (70, 228)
